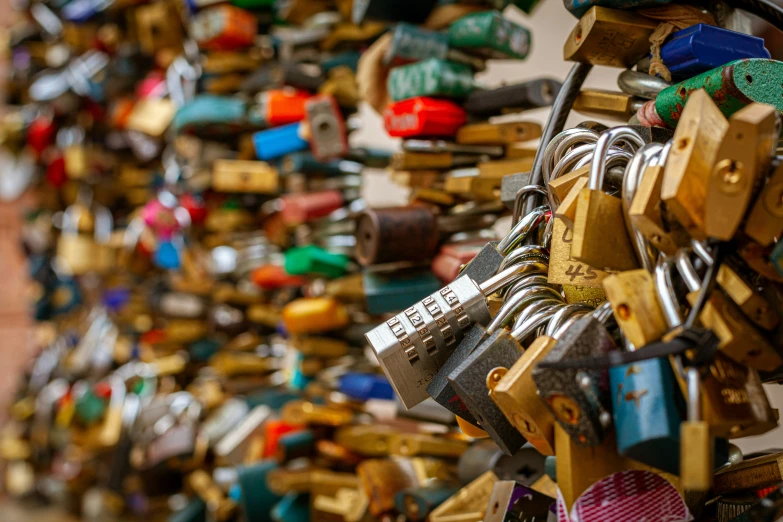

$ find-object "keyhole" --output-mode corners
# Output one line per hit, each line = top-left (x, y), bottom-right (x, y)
(516, 464), (536, 479)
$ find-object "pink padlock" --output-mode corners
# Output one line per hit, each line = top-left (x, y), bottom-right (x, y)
(142, 193), (187, 239)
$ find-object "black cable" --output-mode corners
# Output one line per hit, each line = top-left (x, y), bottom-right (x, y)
(684, 243), (722, 331)
(522, 63), (593, 218)
(536, 328), (721, 371)
(725, 0), (783, 33)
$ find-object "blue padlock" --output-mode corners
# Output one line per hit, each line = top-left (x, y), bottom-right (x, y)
(661, 24), (771, 82)
(155, 238), (183, 270)
(362, 270), (441, 315)
(252, 123), (309, 161)
(610, 357), (683, 475)
(339, 373), (395, 401)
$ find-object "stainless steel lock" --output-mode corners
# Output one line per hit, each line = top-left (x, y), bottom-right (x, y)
(366, 263), (538, 409)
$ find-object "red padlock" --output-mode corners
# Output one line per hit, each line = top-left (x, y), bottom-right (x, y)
(46, 153), (67, 188)
(260, 89), (311, 127)
(263, 420), (304, 458)
(179, 193), (208, 225)
(431, 241), (485, 283)
(279, 190), (344, 226)
(190, 5), (257, 51)
(251, 265), (307, 290)
(383, 97), (467, 138)
(27, 115), (56, 156)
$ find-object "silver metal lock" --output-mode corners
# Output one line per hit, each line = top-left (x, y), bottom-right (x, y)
(366, 263), (536, 409)
(305, 95), (347, 160)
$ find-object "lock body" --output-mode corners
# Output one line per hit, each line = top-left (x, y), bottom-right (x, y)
(610, 358), (683, 475)
(384, 97), (467, 138)
(387, 59), (475, 102)
(366, 274), (491, 409)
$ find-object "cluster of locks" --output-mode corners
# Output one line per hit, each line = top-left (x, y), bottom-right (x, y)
(7, 0), (783, 519)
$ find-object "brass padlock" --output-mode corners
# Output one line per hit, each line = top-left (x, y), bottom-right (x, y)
(660, 89), (728, 240)
(133, 1), (184, 55)
(704, 103), (777, 240)
(57, 201), (114, 275)
(212, 159), (280, 194)
(571, 127), (643, 272)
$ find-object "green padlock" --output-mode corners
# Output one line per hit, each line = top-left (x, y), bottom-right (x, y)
(387, 58), (476, 101)
(75, 389), (107, 425)
(650, 58), (783, 128)
(448, 11), (531, 60)
(284, 245), (350, 279)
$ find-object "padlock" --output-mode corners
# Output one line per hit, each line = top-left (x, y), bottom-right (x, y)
(491, 306), (590, 456)
(429, 471), (498, 522)
(304, 95), (348, 160)
(483, 481), (554, 522)
(363, 270), (441, 315)
(602, 269), (668, 348)
(713, 453), (783, 495)
(610, 357), (684, 475)
(628, 143), (691, 255)
(387, 58), (475, 102)
(355, 206), (440, 266)
(279, 190), (344, 226)
(661, 24), (770, 82)
(257, 89), (311, 126)
(448, 11), (531, 60)
(383, 97), (467, 139)
(571, 127), (644, 271)
(656, 257), (775, 439)
(282, 297), (350, 334)
(134, 2), (184, 55)
(745, 157), (783, 246)
(449, 329), (527, 455)
(463, 78), (561, 118)
(648, 59), (783, 129)
(395, 483), (459, 522)
(680, 367), (714, 492)
(366, 264), (533, 408)
(252, 123), (309, 161)
(563, 7), (657, 68)
(456, 121), (541, 146)
(704, 103), (777, 240)
(573, 89), (646, 121)
(532, 304), (617, 446)
(57, 201), (113, 275)
(212, 159), (280, 194)
(384, 23), (484, 70)
(126, 98), (177, 137)
(188, 470), (236, 522)
(190, 5), (257, 51)
(285, 245), (350, 279)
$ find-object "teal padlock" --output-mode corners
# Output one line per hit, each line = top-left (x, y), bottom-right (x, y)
(271, 493), (310, 522)
(237, 461), (283, 522)
(448, 11), (531, 60)
(387, 58), (475, 101)
(167, 498), (206, 522)
(363, 270), (441, 314)
(284, 245), (350, 279)
(172, 95), (264, 134)
(609, 358), (684, 475)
